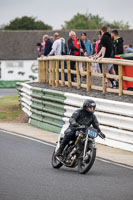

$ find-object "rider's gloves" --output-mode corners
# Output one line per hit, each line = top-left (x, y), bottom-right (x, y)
(99, 132), (106, 139)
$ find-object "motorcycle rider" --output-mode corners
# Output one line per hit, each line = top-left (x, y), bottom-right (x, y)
(56, 99), (105, 157)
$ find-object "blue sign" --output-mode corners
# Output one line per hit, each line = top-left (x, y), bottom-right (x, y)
(88, 129), (98, 138)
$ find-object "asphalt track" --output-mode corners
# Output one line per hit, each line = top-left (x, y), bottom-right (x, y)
(0, 130), (133, 200)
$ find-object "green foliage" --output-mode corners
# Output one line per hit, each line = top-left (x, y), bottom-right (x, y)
(62, 13), (130, 30)
(3, 16), (52, 30)
(105, 20), (130, 30)
(62, 13), (103, 30)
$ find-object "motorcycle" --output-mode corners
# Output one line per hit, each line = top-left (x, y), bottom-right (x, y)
(51, 126), (105, 174)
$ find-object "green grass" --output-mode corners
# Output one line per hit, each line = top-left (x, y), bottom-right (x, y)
(0, 94), (22, 121)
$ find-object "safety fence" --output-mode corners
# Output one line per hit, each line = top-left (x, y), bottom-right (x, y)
(38, 56), (133, 96)
(17, 82), (133, 152)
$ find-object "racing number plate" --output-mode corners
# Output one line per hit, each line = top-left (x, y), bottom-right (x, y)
(88, 129), (98, 138)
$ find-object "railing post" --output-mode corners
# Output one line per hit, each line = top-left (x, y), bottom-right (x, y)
(45, 61), (49, 83)
(118, 65), (123, 96)
(102, 64), (106, 93)
(43, 61), (46, 82)
(38, 60), (46, 83)
(67, 60), (71, 87)
(38, 60), (42, 83)
(61, 60), (65, 86)
(49, 61), (52, 85)
(55, 60), (59, 87)
(86, 62), (91, 91)
(76, 61), (81, 89)
(51, 61), (55, 86)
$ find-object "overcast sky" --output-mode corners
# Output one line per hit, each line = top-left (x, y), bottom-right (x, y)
(0, 0), (133, 29)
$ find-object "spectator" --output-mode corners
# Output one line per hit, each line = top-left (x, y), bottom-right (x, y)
(60, 37), (68, 55)
(80, 32), (93, 79)
(111, 30), (124, 75)
(92, 39), (96, 55)
(111, 30), (124, 56)
(124, 45), (133, 53)
(94, 31), (103, 72)
(36, 42), (42, 57)
(68, 31), (86, 56)
(94, 26), (117, 88)
(48, 33), (68, 56)
(49, 36), (54, 44)
(40, 35), (46, 56)
(48, 32), (61, 56)
(48, 33), (67, 81)
(42, 35), (52, 56)
(95, 31), (102, 54)
(36, 34), (46, 57)
(80, 32), (93, 56)
(129, 45), (133, 49)
(68, 31), (86, 82)
(60, 37), (68, 81)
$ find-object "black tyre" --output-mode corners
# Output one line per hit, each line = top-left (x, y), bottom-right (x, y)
(78, 147), (96, 174)
(51, 149), (63, 169)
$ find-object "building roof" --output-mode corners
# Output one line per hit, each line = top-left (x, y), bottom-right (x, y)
(0, 30), (133, 60)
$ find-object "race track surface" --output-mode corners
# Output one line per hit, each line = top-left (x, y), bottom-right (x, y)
(0, 130), (133, 200)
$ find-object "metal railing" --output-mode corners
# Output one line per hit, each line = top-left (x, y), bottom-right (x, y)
(38, 56), (133, 96)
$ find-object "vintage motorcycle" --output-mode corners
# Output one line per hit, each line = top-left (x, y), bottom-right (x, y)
(51, 126), (105, 174)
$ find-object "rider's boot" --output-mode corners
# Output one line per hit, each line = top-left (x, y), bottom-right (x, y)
(56, 143), (65, 157)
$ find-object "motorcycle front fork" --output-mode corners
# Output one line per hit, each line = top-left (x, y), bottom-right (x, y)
(83, 135), (96, 158)
(83, 134), (88, 158)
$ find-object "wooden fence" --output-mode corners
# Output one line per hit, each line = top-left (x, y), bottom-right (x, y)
(38, 56), (133, 96)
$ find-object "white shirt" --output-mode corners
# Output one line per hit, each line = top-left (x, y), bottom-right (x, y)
(49, 39), (61, 56)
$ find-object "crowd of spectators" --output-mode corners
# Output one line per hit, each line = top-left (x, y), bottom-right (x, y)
(36, 27), (133, 88)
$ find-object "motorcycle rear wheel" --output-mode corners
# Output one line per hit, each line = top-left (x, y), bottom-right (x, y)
(78, 147), (96, 174)
(51, 149), (63, 169)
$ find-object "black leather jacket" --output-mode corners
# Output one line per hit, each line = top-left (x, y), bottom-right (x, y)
(68, 38), (86, 56)
(69, 108), (101, 133)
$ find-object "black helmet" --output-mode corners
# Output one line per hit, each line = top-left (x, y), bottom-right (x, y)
(83, 99), (96, 113)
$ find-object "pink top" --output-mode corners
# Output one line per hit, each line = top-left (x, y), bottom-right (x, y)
(95, 40), (100, 54)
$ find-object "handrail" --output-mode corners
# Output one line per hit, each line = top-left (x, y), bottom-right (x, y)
(38, 56), (133, 66)
(38, 55), (133, 96)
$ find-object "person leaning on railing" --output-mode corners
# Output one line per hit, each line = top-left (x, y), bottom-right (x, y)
(93, 26), (117, 88)
(48, 33), (62, 56)
(48, 33), (68, 81)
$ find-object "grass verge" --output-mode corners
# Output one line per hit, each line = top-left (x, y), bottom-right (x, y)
(0, 94), (23, 121)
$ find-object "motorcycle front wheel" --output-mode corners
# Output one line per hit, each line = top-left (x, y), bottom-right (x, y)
(78, 147), (96, 174)
(51, 149), (63, 169)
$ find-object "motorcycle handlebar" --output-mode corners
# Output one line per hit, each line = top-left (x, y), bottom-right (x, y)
(75, 126), (105, 139)
(76, 125), (86, 130)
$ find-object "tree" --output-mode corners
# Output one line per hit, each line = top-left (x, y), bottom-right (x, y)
(62, 13), (130, 30)
(105, 20), (130, 30)
(62, 13), (103, 30)
(3, 16), (52, 30)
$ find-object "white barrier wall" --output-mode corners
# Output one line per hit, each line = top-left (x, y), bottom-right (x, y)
(17, 82), (133, 152)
